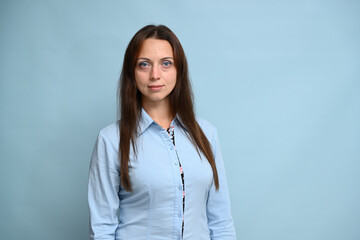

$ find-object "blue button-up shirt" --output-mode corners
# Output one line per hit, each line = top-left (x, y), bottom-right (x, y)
(88, 108), (236, 240)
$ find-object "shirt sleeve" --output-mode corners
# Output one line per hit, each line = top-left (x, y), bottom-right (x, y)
(207, 128), (237, 240)
(88, 133), (120, 240)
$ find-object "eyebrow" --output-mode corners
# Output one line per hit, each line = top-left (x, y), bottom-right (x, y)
(137, 57), (174, 61)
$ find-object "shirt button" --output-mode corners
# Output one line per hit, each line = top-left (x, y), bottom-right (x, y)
(178, 185), (182, 191)
(174, 161), (177, 165)
(178, 212), (182, 218)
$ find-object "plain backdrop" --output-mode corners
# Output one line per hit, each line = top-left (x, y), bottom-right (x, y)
(1, 0), (359, 239)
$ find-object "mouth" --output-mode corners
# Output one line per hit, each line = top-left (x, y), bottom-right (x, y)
(148, 85), (164, 91)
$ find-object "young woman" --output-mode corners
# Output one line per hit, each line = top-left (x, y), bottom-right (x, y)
(88, 25), (236, 240)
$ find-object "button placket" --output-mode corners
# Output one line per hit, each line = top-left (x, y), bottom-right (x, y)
(165, 124), (185, 240)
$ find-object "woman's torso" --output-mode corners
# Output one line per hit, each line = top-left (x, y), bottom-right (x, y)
(99, 110), (216, 240)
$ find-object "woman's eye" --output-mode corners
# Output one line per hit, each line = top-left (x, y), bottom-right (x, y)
(162, 60), (172, 68)
(139, 62), (150, 68)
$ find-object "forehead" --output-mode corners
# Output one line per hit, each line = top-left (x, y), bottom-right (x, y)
(138, 38), (174, 58)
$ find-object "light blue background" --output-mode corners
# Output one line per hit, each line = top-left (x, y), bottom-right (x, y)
(1, 0), (359, 239)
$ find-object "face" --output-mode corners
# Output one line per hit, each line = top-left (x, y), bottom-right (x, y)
(134, 38), (177, 106)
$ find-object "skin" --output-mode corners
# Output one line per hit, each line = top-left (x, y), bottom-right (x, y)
(135, 38), (177, 129)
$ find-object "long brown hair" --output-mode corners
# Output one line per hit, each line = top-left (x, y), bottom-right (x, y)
(117, 25), (219, 192)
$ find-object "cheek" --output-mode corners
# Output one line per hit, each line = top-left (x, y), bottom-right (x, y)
(171, 73), (177, 87)
(135, 72), (148, 86)
(171, 79), (177, 89)
(167, 70), (177, 85)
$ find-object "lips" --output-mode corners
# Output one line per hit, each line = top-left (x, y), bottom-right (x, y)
(148, 85), (164, 91)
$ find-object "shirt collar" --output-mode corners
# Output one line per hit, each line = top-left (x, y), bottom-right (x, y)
(137, 108), (187, 136)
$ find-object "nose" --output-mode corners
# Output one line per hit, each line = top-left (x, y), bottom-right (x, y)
(150, 65), (160, 80)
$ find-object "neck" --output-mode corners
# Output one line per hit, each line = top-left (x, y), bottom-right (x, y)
(142, 98), (174, 129)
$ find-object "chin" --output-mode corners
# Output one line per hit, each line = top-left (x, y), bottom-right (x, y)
(150, 97), (166, 102)
(142, 95), (164, 102)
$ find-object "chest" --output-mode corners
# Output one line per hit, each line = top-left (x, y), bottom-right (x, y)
(123, 127), (213, 202)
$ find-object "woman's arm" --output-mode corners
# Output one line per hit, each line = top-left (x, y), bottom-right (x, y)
(88, 133), (120, 240)
(207, 128), (237, 240)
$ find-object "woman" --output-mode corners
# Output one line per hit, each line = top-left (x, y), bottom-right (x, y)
(88, 25), (236, 240)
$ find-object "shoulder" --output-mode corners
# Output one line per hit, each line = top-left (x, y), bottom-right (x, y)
(196, 116), (218, 142)
(90, 121), (120, 170)
(96, 121), (120, 148)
